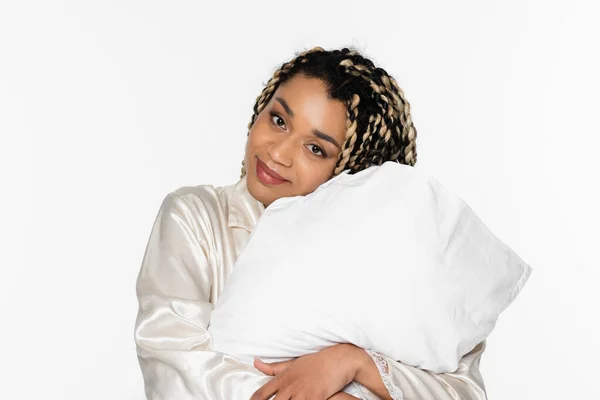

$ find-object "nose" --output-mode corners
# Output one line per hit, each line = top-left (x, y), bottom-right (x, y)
(267, 134), (294, 168)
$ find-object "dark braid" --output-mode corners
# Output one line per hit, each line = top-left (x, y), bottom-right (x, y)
(240, 46), (417, 178)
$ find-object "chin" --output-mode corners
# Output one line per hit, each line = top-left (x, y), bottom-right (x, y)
(248, 185), (277, 209)
(245, 171), (273, 206)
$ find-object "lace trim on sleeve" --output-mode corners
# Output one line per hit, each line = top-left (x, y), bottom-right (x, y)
(365, 349), (404, 400)
(349, 381), (380, 400)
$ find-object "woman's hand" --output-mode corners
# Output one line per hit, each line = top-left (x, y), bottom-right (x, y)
(249, 344), (365, 400)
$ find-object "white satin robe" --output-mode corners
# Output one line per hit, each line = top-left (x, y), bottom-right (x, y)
(134, 176), (488, 400)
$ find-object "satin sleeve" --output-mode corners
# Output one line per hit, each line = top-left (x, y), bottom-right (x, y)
(354, 341), (487, 400)
(134, 192), (271, 399)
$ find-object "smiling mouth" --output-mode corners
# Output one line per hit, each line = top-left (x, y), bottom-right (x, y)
(256, 158), (289, 185)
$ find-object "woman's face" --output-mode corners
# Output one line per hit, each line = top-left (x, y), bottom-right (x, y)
(244, 74), (348, 208)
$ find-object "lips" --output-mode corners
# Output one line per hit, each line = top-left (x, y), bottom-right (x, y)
(256, 157), (288, 185)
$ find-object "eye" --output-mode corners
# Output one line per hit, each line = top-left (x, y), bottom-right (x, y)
(307, 144), (327, 157)
(269, 111), (286, 129)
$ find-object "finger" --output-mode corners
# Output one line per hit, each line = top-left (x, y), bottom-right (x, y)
(254, 358), (294, 376)
(253, 358), (271, 375)
(249, 376), (280, 400)
(253, 358), (278, 375)
(273, 389), (292, 400)
(270, 360), (294, 375)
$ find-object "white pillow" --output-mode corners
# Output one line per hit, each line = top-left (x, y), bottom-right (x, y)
(208, 161), (532, 373)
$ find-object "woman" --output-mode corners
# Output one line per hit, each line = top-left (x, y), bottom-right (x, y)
(134, 46), (487, 400)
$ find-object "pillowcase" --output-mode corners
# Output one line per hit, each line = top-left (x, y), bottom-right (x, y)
(207, 161), (532, 373)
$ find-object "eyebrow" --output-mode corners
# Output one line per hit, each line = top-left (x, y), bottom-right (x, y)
(275, 97), (342, 150)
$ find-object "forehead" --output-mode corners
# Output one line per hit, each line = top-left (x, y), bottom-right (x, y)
(276, 74), (330, 96)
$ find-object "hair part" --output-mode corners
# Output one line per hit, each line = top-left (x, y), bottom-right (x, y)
(240, 46), (417, 179)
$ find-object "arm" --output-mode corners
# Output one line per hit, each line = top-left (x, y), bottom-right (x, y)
(352, 341), (487, 400)
(134, 192), (270, 399)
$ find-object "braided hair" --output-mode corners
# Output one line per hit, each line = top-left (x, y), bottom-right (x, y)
(240, 46), (417, 179)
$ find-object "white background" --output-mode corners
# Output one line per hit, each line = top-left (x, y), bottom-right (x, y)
(0, 0), (598, 399)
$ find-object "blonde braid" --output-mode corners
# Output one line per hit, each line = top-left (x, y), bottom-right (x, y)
(333, 94), (361, 176)
(334, 58), (402, 173)
(389, 76), (417, 165)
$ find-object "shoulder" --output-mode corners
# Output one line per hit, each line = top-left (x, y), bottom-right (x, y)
(170, 183), (221, 210)
(163, 181), (233, 216)
(158, 181), (237, 234)
(153, 177), (261, 238)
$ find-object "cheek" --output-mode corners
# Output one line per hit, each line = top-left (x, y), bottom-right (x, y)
(296, 161), (336, 191)
(244, 130), (259, 156)
(247, 119), (269, 147)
